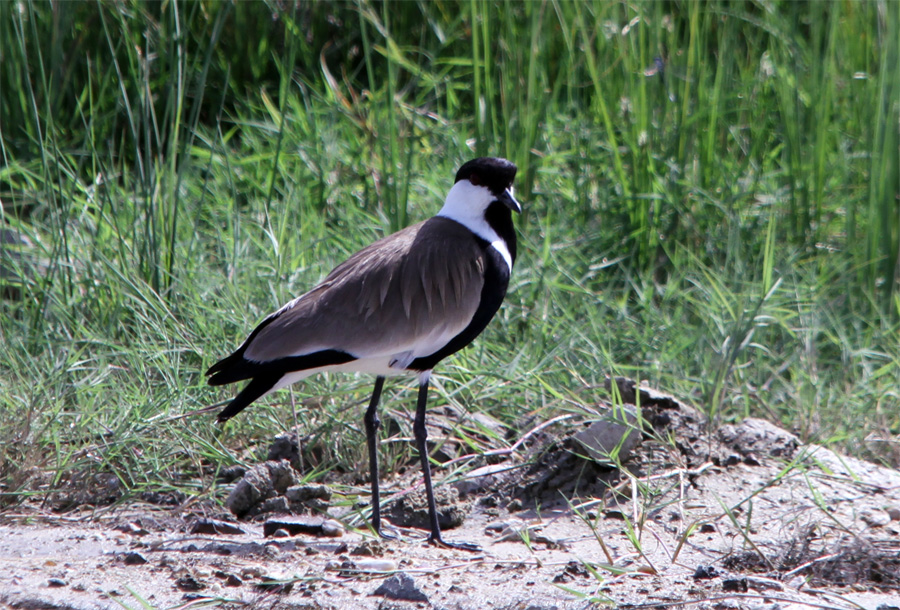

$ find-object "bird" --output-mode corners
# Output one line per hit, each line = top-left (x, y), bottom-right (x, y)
(206, 157), (520, 550)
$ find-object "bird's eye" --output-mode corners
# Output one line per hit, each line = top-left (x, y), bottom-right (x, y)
(469, 173), (481, 186)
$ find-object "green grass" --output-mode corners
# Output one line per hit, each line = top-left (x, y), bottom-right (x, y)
(1, 0), (898, 508)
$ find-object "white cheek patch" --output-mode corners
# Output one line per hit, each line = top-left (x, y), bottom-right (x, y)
(437, 180), (514, 273)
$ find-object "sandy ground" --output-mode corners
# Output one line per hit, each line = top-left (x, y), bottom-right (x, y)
(2, 383), (899, 610)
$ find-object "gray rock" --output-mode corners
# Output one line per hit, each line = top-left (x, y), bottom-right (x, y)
(574, 405), (641, 463)
(372, 572), (429, 602)
(285, 483), (331, 501)
(122, 552), (148, 565)
(224, 460), (299, 517)
(390, 485), (468, 530)
(263, 516), (344, 538)
(190, 518), (245, 536)
(266, 433), (302, 471)
(257, 496), (290, 514)
(454, 464), (514, 496)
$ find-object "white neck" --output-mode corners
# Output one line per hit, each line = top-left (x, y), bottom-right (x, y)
(437, 180), (513, 272)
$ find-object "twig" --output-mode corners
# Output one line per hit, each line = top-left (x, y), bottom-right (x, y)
(619, 593), (857, 610)
(782, 552), (842, 579)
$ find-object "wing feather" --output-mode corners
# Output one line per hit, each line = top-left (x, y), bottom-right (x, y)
(241, 217), (485, 364)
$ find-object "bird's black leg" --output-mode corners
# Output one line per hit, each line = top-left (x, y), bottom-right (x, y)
(413, 376), (480, 552)
(364, 376), (394, 539)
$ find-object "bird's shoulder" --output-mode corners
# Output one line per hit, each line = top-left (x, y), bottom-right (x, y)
(323, 217), (482, 284)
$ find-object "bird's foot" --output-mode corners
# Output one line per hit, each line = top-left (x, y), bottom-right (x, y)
(428, 534), (481, 552)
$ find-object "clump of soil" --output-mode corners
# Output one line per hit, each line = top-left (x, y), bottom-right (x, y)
(388, 484), (470, 530)
(224, 459), (333, 518)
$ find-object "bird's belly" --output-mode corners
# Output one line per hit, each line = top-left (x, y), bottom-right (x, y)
(271, 357), (413, 392)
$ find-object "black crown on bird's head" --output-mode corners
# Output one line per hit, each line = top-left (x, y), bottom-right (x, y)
(455, 157), (517, 196)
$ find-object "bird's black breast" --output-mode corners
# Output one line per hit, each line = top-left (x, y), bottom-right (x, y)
(409, 212), (513, 372)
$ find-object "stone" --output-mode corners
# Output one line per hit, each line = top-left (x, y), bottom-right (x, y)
(372, 572), (428, 603)
(225, 460), (299, 517)
(267, 433), (302, 471)
(190, 518), (245, 536)
(573, 405), (642, 463)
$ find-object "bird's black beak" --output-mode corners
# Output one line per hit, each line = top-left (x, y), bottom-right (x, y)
(498, 187), (522, 213)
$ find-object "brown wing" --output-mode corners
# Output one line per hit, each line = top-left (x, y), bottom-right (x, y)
(242, 217), (486, 362)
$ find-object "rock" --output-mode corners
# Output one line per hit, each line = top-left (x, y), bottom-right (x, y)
(190, 518), (245, 536)
(216, 465), (246, 484)
(356, 559), (397, 572)
(605, 376), (690, 411)
(721, 577), (748, 592)
(453, 464), (514, 496)
(122, 552), (148, 565)
(224, 574), (242, 587)
(285, 483), (332, 511)
(175, 575), (204, 591)
(257, 496), (290, 514)
(267, 433), (302, 471)
(321, 519), (344, 537)
(225, 460), (299, 517)
(263, 516), (344, 538)
(390, 485), (468, 530)
(693, 565), (719, 579)
(372, 572), (429, 602)
(719, 418), (799, 459)
(573, 405), (641, 463)
(47, 578), (67, 587)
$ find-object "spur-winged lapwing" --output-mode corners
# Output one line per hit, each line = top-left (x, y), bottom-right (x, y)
(207, 157), (519, 550)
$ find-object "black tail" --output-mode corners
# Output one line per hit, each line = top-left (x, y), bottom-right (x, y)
(217, 374), (283, 422)
(207, 349), (357, 422)
(206, 353), (260, 386)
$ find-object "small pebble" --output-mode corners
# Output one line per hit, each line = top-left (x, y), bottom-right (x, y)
(321, 520), (344, 537)
(373, 572), (429, 603)
(123, 552), (148, 566)
(722, 577), (749, 592)
(355, 559), (398, 572)
(48, 578), (67, 588)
